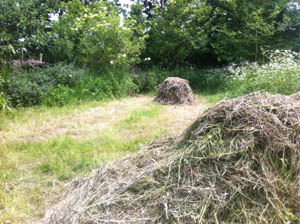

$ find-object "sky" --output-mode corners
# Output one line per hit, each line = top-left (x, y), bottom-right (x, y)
(120, 0), (133, 6)
(50, 0), (134, 22)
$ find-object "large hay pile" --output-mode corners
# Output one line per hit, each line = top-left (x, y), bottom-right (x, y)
(40, 91), (300, 224)
(154, 77), (197, 105)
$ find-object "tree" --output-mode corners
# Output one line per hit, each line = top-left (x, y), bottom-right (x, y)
(0, 0), (61, 64)
(138, 0), (300, 67)
(50, 0), (145, 69)
(142, 0), (167, 18)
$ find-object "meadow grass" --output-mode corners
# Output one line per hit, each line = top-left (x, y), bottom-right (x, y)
(1, 50), (300, 223)
(0, 95), (209, 223)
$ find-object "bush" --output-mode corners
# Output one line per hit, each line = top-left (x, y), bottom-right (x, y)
(225, 50), (300, 97)
(132, 69), (169, 93)
(5, 50), (299, 109)
(3, 64), (138, 108)
(172, 67), (229, 92)
(4, 64), (84, 107)
(132, 67), (229, 93)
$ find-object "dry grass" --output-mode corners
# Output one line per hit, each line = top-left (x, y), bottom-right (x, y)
(0, 95), (210, 224)
(39, 91), (300, 224)
(0, 96), (153, 143)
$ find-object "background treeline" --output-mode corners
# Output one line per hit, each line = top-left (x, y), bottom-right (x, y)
(0, 0), (300, 108)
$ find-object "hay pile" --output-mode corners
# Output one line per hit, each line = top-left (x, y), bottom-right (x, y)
(40, 91), (300, 224)
(154, 77), (197, 105)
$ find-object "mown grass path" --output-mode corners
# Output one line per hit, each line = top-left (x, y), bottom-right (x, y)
(0, 95), (210, 223)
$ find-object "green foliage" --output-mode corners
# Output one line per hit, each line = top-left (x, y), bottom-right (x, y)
(0, 92), (9, 111)
(4, 64), (83, 107)
(0, 0), (299, 68)
(0, 67), (10, 111)
(132, 49), (300, 100)
(43, 70), (137, 106)
(137, 0), (300, 67)
(225, 50), (300, 97)
(132, 69), (168, 93)
(3, 64), (138, 108)
(203, 0), (287, 62)
(51, 0), (145, 69)
(0, 0), (60, 63)
(144, 0), (196, 67)
(132, 67), (228, 93)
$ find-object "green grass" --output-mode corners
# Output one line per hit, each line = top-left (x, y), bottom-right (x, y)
(194, 90), (228, 104)
(118, 105), (162, 129)
(1, 134), (147, 183)
(0, 97), (180, 223)
(0, 134), (157, 223)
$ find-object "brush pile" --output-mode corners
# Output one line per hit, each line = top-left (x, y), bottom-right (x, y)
(40, 91), (300, 224)
(154, 77), (197, 105)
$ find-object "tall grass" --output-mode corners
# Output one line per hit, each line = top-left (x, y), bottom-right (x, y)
(225, 50), (300, 97)
(42, 70), (137, 106)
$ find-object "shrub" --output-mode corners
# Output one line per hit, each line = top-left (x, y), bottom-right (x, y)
(132, 67), (229, 93)
(4, 64), (84, 107)
(132, 69), (169, 93)
(226, 50), (300, 97)
(41, 64), (83, 87)
(172, 67), (229, 92)
(3, 65), (138, 107)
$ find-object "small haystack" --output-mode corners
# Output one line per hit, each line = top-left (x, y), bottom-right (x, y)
(40, 91), (300, 224)
(154, 77), (197, 105)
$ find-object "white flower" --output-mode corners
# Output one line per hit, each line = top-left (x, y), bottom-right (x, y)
(110, 61), (114, 64)
(89, 14), (97, 18)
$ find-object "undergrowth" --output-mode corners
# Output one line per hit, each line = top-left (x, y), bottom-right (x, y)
(2, 50), (299, 110)
(1, 65), (137, 108)
(225, 50), (300, 97)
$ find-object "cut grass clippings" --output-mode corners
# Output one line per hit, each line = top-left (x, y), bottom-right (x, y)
(40, 91), (300, 224)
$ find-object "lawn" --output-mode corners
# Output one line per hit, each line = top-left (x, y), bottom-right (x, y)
(0, 94), (212, 223)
